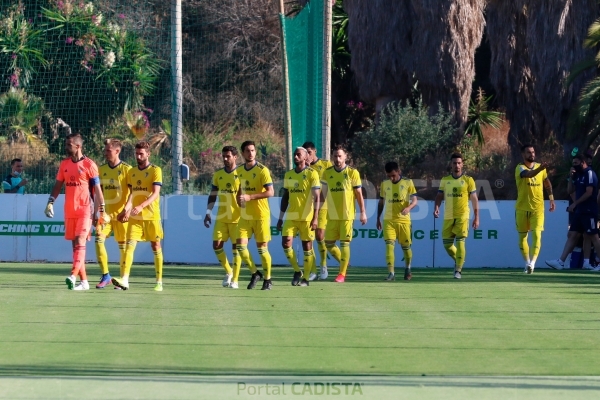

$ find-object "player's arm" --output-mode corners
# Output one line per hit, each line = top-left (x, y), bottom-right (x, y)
(310, 187), (321, 230)
(118, 186), (134, 222)
(520, 162), (548, 178)
(204, 185), (218, 228)
(3, 179), (26, 193)
(433, 191), (444, 218)
(470, 191), (479, 229)
(242, 184), (274, 202)
(44, 179), (64, 218)
(376, 197), (384, 230)
(353, 187), (367, 225)
(568, 186), (594, 212)
(277, 188), (289, 231)
(403, 195), (418, 215)
(543, 177), (555, 212)
(131, 184), (161, 216)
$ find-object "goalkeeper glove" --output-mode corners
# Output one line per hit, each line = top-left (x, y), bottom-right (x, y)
(97, 209), (111, 227)
(45, 197), (55, 218)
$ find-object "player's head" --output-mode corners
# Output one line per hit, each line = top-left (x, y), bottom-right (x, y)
(103, 139), (122, 162)
(585, 149), (594, 166)
(241, 140), (256, 163)
(384, 161), (401, 182)
(521, 144), (535, 163)
(302, 141), (317, 163)
(135, 141), (151, 166)
(293, 147), (308, 167)
(221, 145), (238, 169)
(65, 133), (83, 157)
(10, 158), (23, 175)
(573, 153), (587, 171)
(450, 153), (463, 175)
(331, 144), (347, 168)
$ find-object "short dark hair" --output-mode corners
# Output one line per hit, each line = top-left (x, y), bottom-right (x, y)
(384, 161), (399, 173)
(222, 145), (238, 156)
(66, 132), (83, 144)
(450, 153), (463, 161)
(241, 140), (255, 152)
(521, 144), (534, 153)
(104, 138), (122, 149)
(331, 144), (347, 154)
(135, 141), (150, 151)
(10, 158), (21, 166)
(302, 141), (316, 150)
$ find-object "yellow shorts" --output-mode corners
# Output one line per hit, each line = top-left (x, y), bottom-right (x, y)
(98, 218), (128, 242)
(127, 219), (164, 242)
(65, 218), (92, 241)
(442, 218), (469, 239)
(213, 220), (239, 242)
(282, 219), (315, 241)
(237, 219), (271, 243)
(515, 209), (544, 232)
(325, 219), (354, 241)
(317, 208), (327, 230)
(383, 220), (412, 247)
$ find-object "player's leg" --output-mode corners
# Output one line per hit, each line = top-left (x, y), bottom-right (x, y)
(383, 220), (396, 280)
(114, 220), (128, 279)
(529, 211), (544, 271)
(453, 219), (469, 276)
(314, 208), (328, 277)
(337, 219), (353, 279)
(213, 221), (233, 286)
(399, 222), (413, 281)
(298, 221), (316, 286)
(442, 219), (457, 264)
(236, 219), (258, 274)
(70, 218), (92, 291)
(325, 220), (342, 264)
(281, 220), (301, 284)
(256, 219), (273, 290)
(151, 241), (163, 292)
(112, 220), (141, 290)
(95, 222), (112, 288)
(515, 210), (531, 271)
(546, 219), (583, 270)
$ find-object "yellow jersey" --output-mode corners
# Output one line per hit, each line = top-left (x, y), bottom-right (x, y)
(515, 163), (547, 212)
(237, 162), (273, 220)
(438, 174), (476, 220)
(283, 166), (320, 221)
(380, 177), (417, 223)
(211, 167), (240, 223)
(322, 165), (362, 221)
(311, 158), (332, 210)
(127, 164), (162, 221)
(99, 161), (131, 217)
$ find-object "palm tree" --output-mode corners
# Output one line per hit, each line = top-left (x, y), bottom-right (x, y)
(0, 88), (47, 144)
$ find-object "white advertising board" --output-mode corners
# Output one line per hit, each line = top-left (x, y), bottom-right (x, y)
(0, 195), (569, 268)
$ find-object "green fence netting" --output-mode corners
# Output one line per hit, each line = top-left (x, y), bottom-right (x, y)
(280, 0), (325, 157)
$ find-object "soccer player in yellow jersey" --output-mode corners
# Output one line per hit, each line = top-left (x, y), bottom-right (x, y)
(277, 147), (321, 286)
(434, 153), (479, 279)
(95, 139), (131, 289)
(303, 141), (333, 280)
(236, 140), (275, 290)
(515, 144), (555, 274)
(376, 162), (417, 281)
(321, 145), (367, 283)
(112, 141), (164, 291)
(204, 145), (255, 289)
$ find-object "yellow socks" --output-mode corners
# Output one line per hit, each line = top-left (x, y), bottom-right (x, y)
(232, 249), (241, 283)
(258, 247), (272, 280)
(214, 248), (232, 275)
(283, 247), (301, 272)
(339, 241), (350, 276)
(118, 242), (126, 277)
(531, 230), (541, 261)
(401, 245), (412, 269)
(455, 238), (466, 271)
(385, 239), (395, 273)
(237, 244), (257, 273)
(123, 240), (137, 277)
(317, 240), (327, 268)
(326, 242), (342, 263)
(443, 239), (457, 263)
(303, 249), (315, 279)
(95, 236), (109, 274)
(518, 232), (530, 263)
(153, 248), (163, 282)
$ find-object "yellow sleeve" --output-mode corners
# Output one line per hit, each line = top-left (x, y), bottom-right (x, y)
(310, 170), (320, 188)
(351, 169), (362, 188)
(283, 172), (291, 190)
(468, 176), (476, 193)
(126, 170), (132, 187)
(379, 182), (385, 198)
(515, 165), (524, 181)
(438, 177), (445, 192)
(542, 168), (548, 181)
(260, 166), (273, 187)
(408, 180), (416, 196)
(211, 171), (218, 188)
(153, 167), (163, 186)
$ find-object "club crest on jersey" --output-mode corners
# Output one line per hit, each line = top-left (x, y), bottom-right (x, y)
(294, 182), (299, 188)
(110, 179), (115, 184)
(137, 180), (142, 185)
(246, 180), (250, 185)
(453, 187), (458, 193)
(70, 176), (76, 181)
(226, 183), (231, 188)
(393, 193), (399, 198)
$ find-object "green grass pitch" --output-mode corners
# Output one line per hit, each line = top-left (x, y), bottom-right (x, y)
(1, 263), (600, 399)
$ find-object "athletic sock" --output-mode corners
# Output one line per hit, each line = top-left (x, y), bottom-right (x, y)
(303, 249), (315, 280)
(123, 240), (137, 277)
(283, 247), (301, 272)
(232, 249), (241, 283)
(118, 243), (126, 277)
(95, 236), (109, 274)
(339, 241), (350, 276)
(71, 245), (86, 278)
(317, 240), (327, 268)
(153, 248), (163, 281)
(402, 246), (412, 269)
(325, 242), (342, 263)
(214, 248), (232, 274)
(455, 237), (466, 272)
(385, 239), (395, 274)
(531, 230), (542, 261)
(258, 247), (272, 280)
(237, 244), (257, 273)
(518, 232), (530, 263)
(443, 239), (457, 262)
